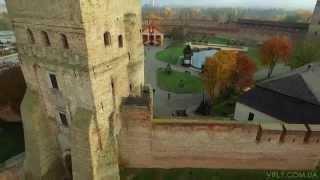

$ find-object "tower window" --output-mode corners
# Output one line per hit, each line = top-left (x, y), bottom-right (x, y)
(60, 34), (69, 49)
(41, 31), (51, 46)
(104, 32), (111, 46)
(248, 112), (255, 121)
(49, 73), (59, 89)
(118, 35), (123, 48)
(59, 112), (68, 127)
(27, 29), (35, 44)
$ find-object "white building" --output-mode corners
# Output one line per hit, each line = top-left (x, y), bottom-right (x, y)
(235, 63), (320, 124)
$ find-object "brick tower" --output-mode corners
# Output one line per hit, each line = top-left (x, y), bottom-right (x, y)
(6, 0), (144, 179)
(309, 0), (320, 38)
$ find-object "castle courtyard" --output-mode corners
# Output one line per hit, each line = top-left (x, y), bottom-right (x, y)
(144, 41), (203, 117)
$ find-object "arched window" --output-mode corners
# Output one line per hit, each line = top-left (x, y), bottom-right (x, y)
(41, 31), (51, 46)
(27, 29), (35, 44)
(60, 34), (69, 49)
(103, 32), (111, 46)
(118, 35), (123, 48)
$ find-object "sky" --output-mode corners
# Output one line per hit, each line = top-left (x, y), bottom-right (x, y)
(142, 0), (318, 10)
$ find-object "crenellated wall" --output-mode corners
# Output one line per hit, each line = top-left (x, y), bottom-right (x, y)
(119, 88), (320, 170)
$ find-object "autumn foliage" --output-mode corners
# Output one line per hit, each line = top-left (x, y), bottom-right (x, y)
(234, 52), (257, 90)
(201, 51), (256, 101)
(260, 36), (293, 78)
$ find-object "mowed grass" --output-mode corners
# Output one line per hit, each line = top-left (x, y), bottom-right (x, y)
(121, 168), (316, 180)
(155, 42), (184, 65)
(207, 36), (232, 44)
(0, 121), (24, 163)
(247, 47), (263, 69)
(190, 35), (231, 45)
(157, 68), (203, 94)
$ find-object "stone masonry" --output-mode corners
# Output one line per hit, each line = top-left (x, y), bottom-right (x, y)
(6, 0), (144, 179)
(4, 0), (320, 180)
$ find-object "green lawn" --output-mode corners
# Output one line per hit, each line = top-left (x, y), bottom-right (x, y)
(0, 121), (24, 163)
(189, 36), (232, 45)
(157, 68), (203, 94)
(120, 168), (319, 180)
(247, 47), (263, 69)
(155, 42), (184, 65)
(207, 36), (232, 44)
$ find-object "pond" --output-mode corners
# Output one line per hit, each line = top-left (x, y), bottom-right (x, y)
(191, 49), (218, 69)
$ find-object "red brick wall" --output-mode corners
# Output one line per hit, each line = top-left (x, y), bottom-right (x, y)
(119, 105), (320, 170)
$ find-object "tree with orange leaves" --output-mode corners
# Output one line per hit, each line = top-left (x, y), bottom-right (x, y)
(234, 52), (257, 91)
(260, 36), (293, 79)
(202, 51), (256, 101)
(201, 51), (237, 100)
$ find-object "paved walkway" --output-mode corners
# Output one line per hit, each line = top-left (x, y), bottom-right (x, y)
(144, 42), (202, 118)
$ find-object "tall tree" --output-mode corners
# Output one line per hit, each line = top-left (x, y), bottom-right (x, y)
(201, 51), (237, 100)
(202, 51), (257, 102)
(260, 36), (293, 79)
(234, 52), (257, 91)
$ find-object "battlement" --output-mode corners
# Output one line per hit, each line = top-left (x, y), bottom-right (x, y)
(120, 96), (320, 170)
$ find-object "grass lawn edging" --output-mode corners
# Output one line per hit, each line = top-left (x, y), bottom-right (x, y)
(157, 68), (203, 94)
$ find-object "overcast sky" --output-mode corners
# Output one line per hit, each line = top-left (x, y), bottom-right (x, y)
(143, 0), (318, 10)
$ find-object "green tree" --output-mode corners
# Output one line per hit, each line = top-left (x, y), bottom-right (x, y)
(290, 40), (320, 69)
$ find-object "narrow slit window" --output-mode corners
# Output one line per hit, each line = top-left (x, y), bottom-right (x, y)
(41, 31), (51, 46)
(118, 35), (123, 48)
(59, 112), (68, 127)
(27, 29), (35, 44)
(104, 32), (111, 46)
(49, 73), (59, 89)
(61, 34), (69, 49)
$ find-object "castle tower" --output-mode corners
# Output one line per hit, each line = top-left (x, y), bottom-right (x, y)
(309, 0), (320, 38)
(6, 0), (144, 179)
